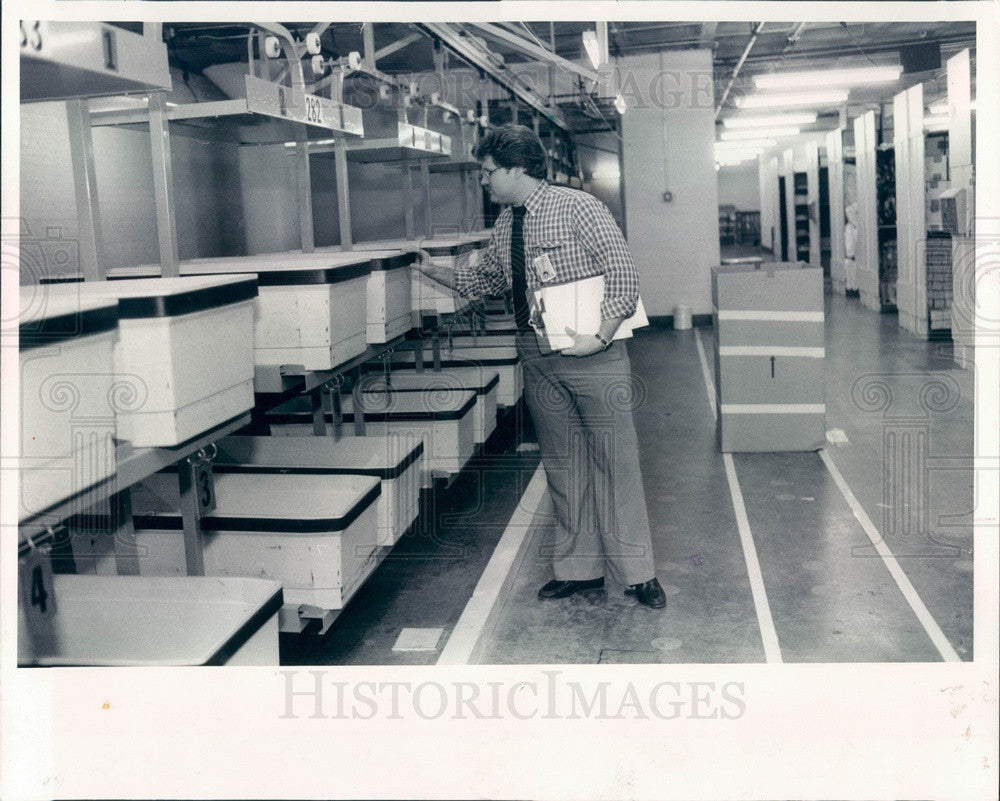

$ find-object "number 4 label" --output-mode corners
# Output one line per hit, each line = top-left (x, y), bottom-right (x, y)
(19, 545), (57, 632)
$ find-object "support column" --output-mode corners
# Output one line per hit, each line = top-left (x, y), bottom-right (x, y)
(421, 160), (433, 238)
(334, 138), (353, 250)
(296, 128), (315, 253)
(148, 92), (179, 276)
(64, 98), (106, 282)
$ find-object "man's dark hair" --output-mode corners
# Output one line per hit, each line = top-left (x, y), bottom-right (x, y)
(473, 124), (548, 180)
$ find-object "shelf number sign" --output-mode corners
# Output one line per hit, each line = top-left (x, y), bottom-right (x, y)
(20, 20), (42, 51)
(304, 95), (324, 125)
(194, 460), (216, 516)
(19, 544), (57, 632)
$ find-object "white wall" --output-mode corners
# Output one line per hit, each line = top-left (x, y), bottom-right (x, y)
(717, 162), (760, 210)
(619, 49), (719, 317)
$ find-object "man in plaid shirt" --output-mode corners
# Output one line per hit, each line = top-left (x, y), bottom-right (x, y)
(416, 124), (665, 610)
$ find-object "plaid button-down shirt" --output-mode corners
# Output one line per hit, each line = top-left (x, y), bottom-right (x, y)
(455, 182), (640, 321)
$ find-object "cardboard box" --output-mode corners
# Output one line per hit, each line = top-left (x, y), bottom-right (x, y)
(711, 261), (825, 452)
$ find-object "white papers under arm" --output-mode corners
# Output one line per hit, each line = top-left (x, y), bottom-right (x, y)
(533, 275), (648, 351)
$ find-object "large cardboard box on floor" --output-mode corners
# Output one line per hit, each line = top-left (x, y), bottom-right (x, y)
(711, 261), (826, 452)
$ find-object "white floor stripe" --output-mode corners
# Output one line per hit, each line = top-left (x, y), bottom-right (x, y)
(819, 450), (962, 662)
(693, 327), (718, 421)
(437, 463), (547, 665)
(723, 453), (784, 663)
(695, 329), (782, 663)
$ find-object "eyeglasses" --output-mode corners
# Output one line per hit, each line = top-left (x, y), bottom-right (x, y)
(480, 165), (504, 179)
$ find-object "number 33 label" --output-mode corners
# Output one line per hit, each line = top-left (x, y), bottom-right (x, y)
(20, 545), (57, 631)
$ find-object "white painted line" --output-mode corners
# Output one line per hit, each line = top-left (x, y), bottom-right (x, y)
(437, 463), (547, 665)
(819, 450), (962, 662)
(719, 346), (825, 357)
(693, 326), (718, 422)
(723, 453), (784, 663)
(717, 310), (825, 322)
(721, 403), (826, 414)
(696, 329), (782, 663)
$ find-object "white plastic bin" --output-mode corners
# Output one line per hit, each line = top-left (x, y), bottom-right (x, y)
(18, 285), (119, 521)
(113, 472), (381, 610)
(389, 346), (522, 408)
(180, 253), (375, 371)
(214, 434), (423, 547)
(71, 276), (257, 447)
(18, 574), (281, 666)
(364, 251), (417, 344)
(361, 367), (499, 445)
(266, 390), (477, 486)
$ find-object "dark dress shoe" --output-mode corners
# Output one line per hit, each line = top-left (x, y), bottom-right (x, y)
(626, 577), (666, 608)
(538, 577), (604, 599)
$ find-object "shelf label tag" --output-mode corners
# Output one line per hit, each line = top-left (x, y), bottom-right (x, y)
(194, 461), (216, 516)
(19, 544), (57, 633)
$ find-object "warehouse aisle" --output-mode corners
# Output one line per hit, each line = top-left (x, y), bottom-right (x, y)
(466, 292), (973, 664)
(478, 327), (767, 664)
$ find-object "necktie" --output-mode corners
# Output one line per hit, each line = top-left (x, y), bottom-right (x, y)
(510, 205), (530, 331)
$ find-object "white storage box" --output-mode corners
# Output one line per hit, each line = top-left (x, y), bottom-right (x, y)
(266, 390), (477, 486)
(410, 238), (482, 316)
(70, 276), (257, 447)
(361, 367), (499, 445)
(18, 574), (281, 666)
(18, 286), (119, 521)
(389, 346), (522, 408)
(214, 434), (423, 547)
(116, 471), (381, 611)
(364, 251), (417, 344)
(180, 252), (376, 371)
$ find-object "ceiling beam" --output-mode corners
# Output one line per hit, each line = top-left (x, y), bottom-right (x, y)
(373, 31), (424, 63)
(466, 22), (600, 81)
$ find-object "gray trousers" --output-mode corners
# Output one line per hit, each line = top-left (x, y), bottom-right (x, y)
(516, 331), (656, 586)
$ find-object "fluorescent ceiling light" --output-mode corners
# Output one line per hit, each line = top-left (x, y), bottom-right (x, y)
(737, 90), (849, 109)
(723, 113), (817, 128)
(716, 138), (775, 149)
(754, 66), (902, 90)
(582, 31), (601, 69)
(720, 127), (800, 140)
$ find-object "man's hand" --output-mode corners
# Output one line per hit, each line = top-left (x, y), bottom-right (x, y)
(414, 249), (457, 289)
(561, 327), (605, 357)
(413, 249), (435, 279)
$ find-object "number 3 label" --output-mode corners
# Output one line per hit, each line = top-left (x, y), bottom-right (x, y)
(19, 545), (57, 632)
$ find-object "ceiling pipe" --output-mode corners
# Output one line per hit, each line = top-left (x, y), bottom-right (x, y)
(715, 22), (766, 119)
(418, 23), (567, 129)
(467, 22), (599, 80)
(785, 22), (808, 48)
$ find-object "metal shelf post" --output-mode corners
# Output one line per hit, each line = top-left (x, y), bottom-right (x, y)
(148, 91), (180, 277)
(64, 98), (107, 282)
